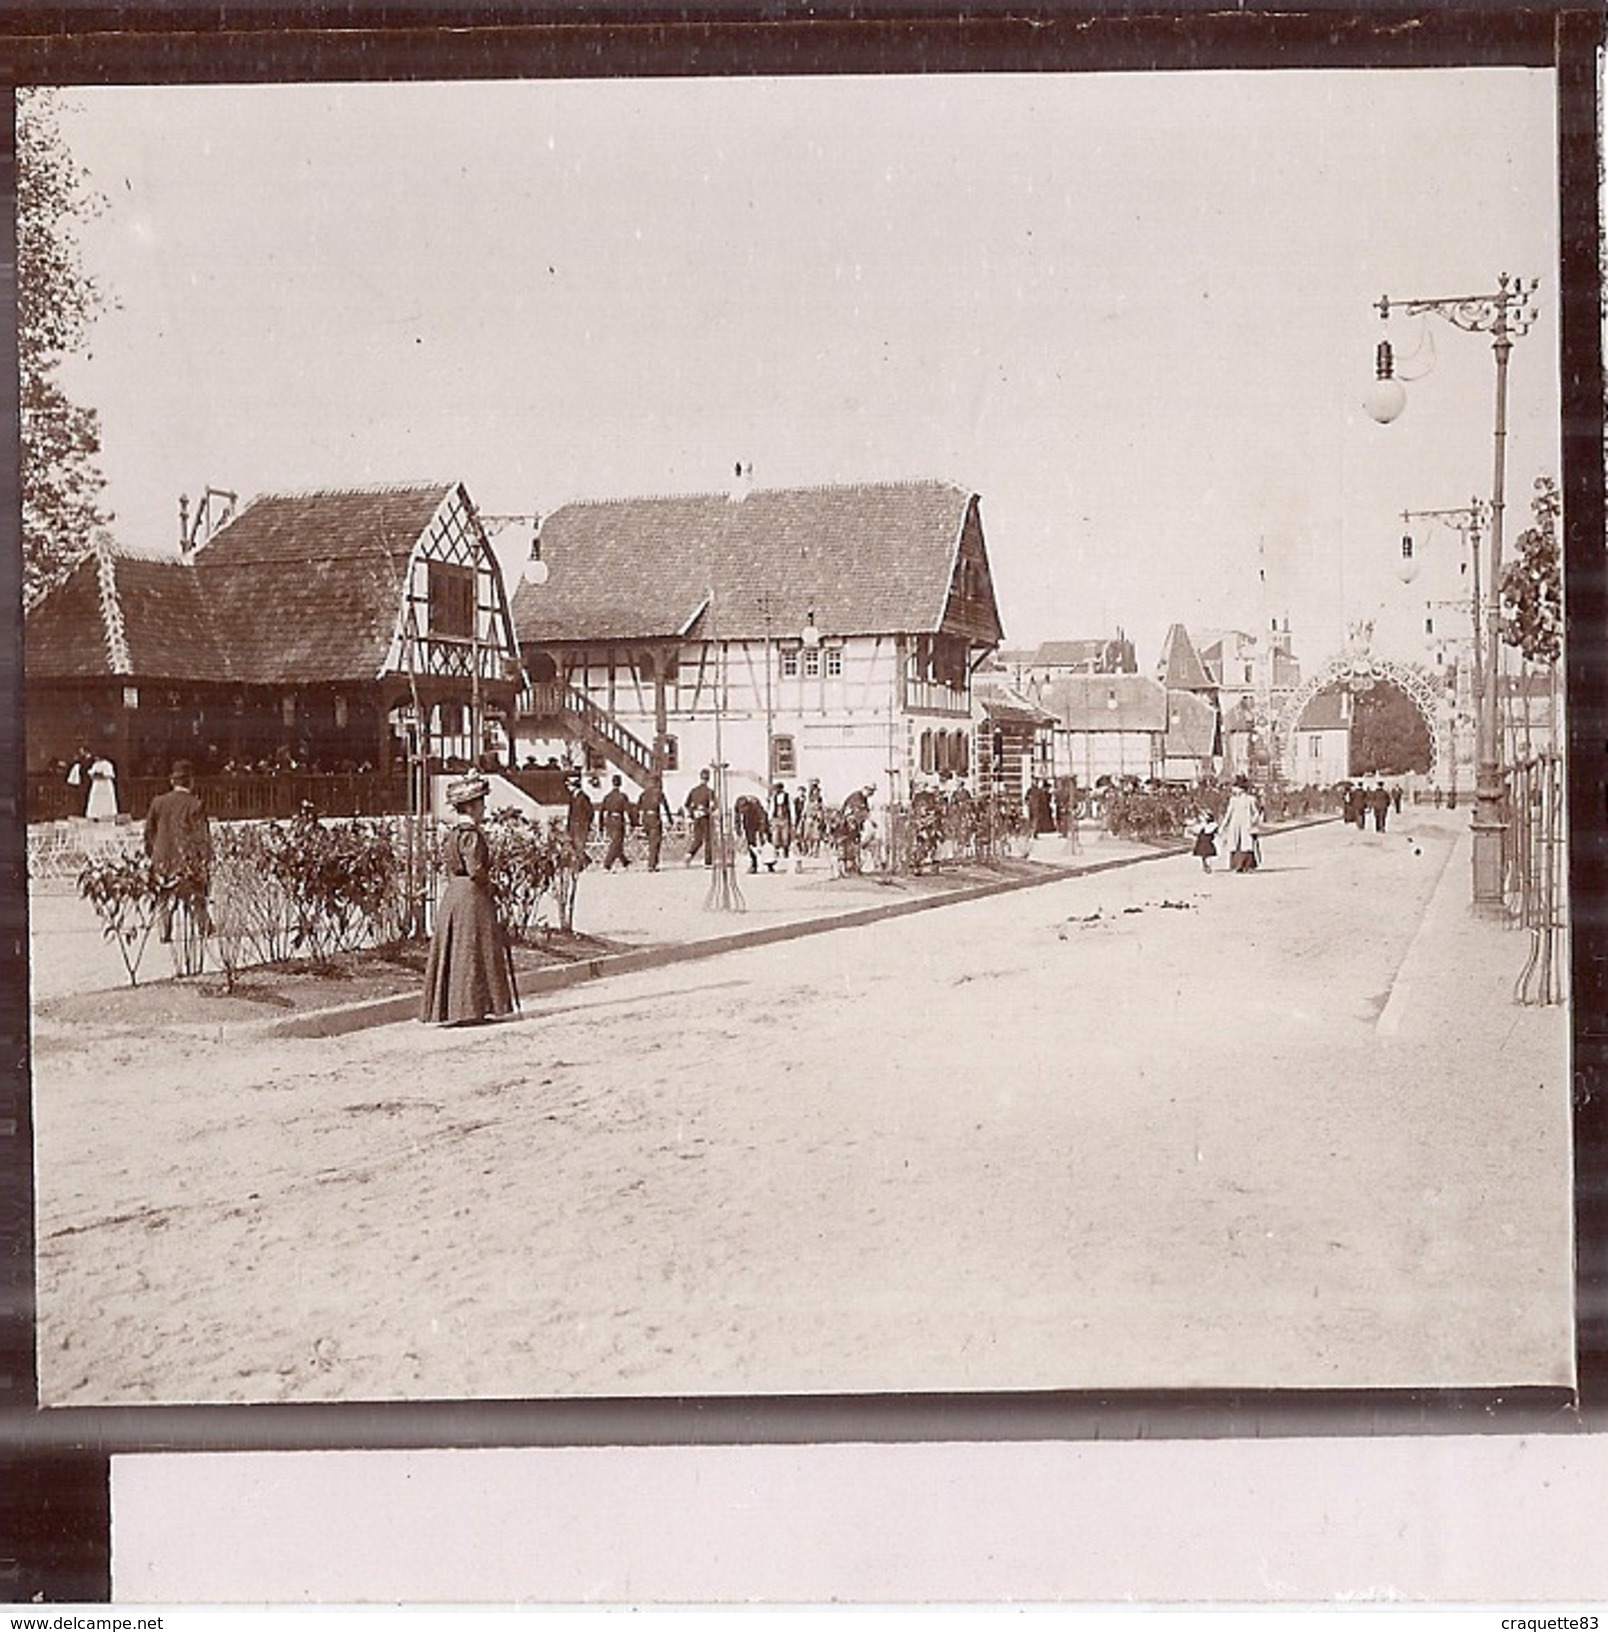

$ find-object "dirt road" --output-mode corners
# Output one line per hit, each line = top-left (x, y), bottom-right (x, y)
(32, 811), (1572, 1404)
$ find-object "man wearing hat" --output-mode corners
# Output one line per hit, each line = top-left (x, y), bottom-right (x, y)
(683, 767), (715, 867)
(565, 772), (594, 869)
(599, 773), (633, 870)
(420, 771), (514, 1025)
(143, 759), (212, 942)
(637, 772), (673, 871)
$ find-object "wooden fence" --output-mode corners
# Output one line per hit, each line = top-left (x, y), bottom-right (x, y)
(31, 770), (412, 825)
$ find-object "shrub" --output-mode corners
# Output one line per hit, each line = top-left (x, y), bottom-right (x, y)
(77, 850), (162, 987)
(483, 809), (582, 938)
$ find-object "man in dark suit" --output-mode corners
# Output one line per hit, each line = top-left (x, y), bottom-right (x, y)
(637, 773), (673, 871)
(599, 773), (633, 870)
(565, 773), (594, 869)
(684, 768), (715, 867)
(143, 759), (212, 940)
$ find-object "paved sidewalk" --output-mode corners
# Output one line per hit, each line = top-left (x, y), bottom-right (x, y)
(26, 825), (1164, 1023)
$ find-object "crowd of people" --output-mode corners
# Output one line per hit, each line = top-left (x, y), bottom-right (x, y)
(563, 769), (860, 876)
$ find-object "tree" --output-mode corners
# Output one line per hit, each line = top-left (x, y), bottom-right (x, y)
(1499, 475), (1561, 667)
(1499, 474), (1562, 759)
(17, 88), (109, 607)
(1349, 680), (1432, 777)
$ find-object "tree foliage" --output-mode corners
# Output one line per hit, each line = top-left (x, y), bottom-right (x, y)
(1500, 475), (1562, 668)
(1349, 680), (1432, 777)
(18, 88), (109, 607)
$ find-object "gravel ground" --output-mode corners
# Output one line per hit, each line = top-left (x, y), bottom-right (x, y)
(31, 810), (1571, 1405)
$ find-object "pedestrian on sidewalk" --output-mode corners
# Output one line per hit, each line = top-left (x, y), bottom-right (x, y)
(768, 780), (794, 858)
(1369, 779), (1391, 833)
(1220, 775), (1261, 873)
(798, 779), (825, 857)
(144, 759), (213, 942)
(734, 792), (769, 873)
(638, 773), (672, 870)
(85, 753), (119, 821)
(684, 768), (715, 866)
(600, 774), (633, 870)
(420, 772), (514, 1027)
(1190, 808), (1218, 873)
(565, 772), (594, 870)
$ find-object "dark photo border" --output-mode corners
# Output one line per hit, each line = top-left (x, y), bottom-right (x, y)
(1, 1), (1603, 1603)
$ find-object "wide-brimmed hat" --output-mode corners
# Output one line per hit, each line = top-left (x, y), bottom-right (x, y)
(445, 772), (490, 809)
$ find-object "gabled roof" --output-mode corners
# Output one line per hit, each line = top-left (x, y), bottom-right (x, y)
(25, 548), (227, 681)
(195, 484), (457, 684)
(510, 480), (1000, 645)
(1031, 637), (1137, 673)
(1156, 623), (1216, 692)
(975, 679), (1056, 726)
(1041, 673), (1168, 733)
(1162, 688), (1219, 758)
(25, 483), (471, 686)
(1296, 687), (1352, 730)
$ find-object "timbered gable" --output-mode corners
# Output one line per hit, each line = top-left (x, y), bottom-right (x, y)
(382, 486), (522, 688)
(23, 479), (526, 691)
(935, 497), (1005, 647)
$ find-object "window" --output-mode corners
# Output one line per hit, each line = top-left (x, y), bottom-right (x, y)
(781, 649), (799, 679)
(824, 646), (843, 678)
(804, 647), (821, 679)
(660, 734), (679, 772)
(771, 735), (796, 778)
(1309, 735), (1322, 759)
(428, 560), (476, 638)
(436, 700), (466, 737)
(920, 730), (933, 773)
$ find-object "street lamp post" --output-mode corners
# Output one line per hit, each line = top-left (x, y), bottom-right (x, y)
(756, 592), (777, 786)
(1366, 274), (1539, 917)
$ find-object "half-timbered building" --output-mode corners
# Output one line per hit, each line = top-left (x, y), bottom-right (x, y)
(508, 479), (1004, 808)
(24, 482), (521, 819)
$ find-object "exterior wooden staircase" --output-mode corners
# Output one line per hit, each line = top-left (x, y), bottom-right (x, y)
(517, 681), (657, 783)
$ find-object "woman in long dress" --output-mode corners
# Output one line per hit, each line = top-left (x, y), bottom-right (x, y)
(1219, 775), (1262, 873)
(85, 755), (118, 820)
(420, 772), (514, 1026)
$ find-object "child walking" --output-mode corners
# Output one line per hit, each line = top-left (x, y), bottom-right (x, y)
(1191, 809), (1219, 873)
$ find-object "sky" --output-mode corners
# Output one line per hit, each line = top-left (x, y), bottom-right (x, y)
(51, 68), (1561, 672)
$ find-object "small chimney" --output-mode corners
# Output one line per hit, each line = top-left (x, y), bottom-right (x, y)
(728, 460), (753, 503)
(178, 493), (191, 556)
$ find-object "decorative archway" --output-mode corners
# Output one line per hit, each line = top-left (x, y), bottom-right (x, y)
(1275, 653), (1451, 783)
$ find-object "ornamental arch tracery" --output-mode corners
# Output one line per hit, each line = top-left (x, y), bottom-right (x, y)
(1274, 653), (1450, 784)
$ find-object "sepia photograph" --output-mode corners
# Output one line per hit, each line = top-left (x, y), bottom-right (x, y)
(19, 60), (1575, 1411)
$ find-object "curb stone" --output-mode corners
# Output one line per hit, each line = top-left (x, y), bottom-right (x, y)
(258, 816), (1340, 1041)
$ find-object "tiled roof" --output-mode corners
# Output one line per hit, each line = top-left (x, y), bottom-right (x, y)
(511, 481), (997, 644)
(195, 485), (454, 683)
(1041, 673), (1168, 733)
(1296, 687), (1351, 730)
(1032, 637), (1137, 673)
(25, 483), (459, 686)
(1163, 688), (1219, 757)
(975, 679), (1055, 726)
(24, 550), (225, 681)
(1156, 623), (1215, 691)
